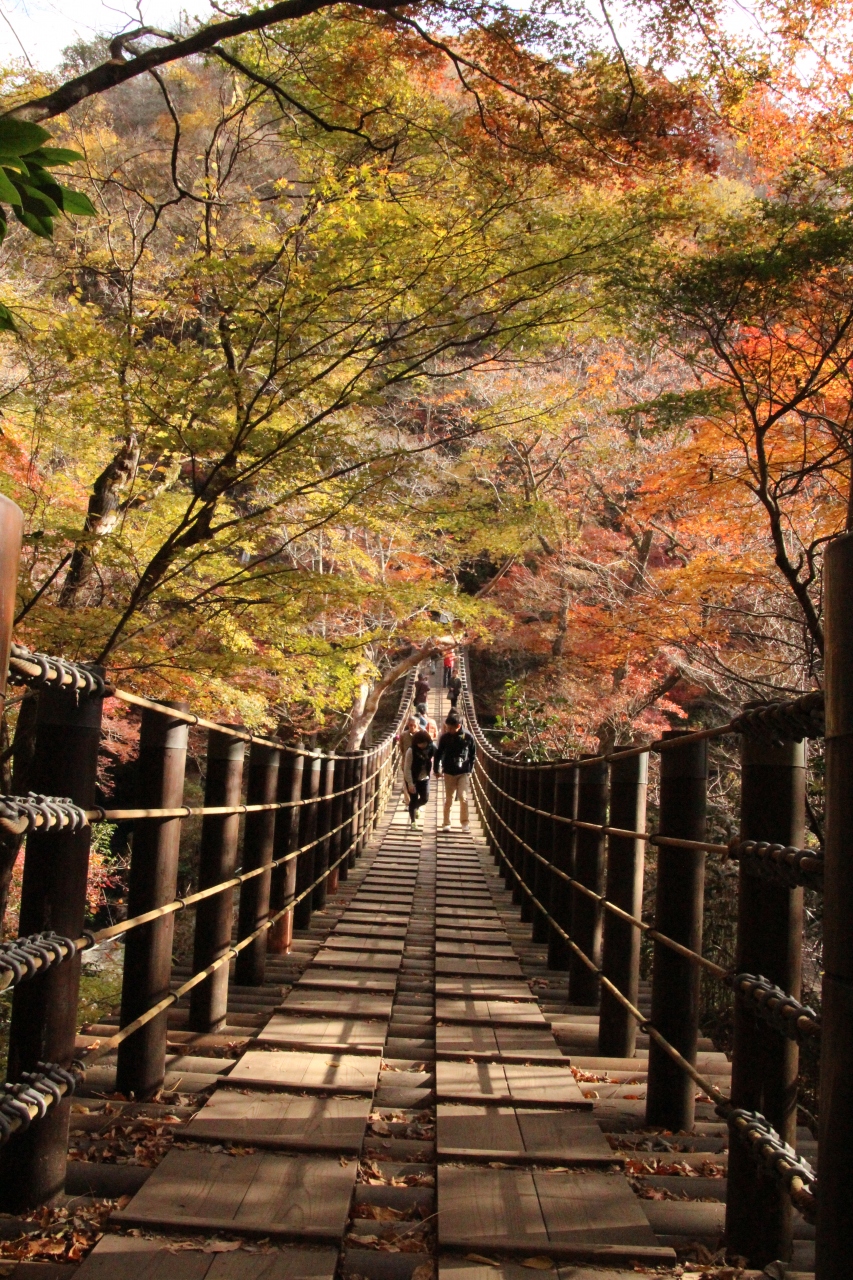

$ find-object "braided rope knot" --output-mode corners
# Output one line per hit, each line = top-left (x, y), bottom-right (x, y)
(728, 838), (824, 891)
(0, 932), (77, 987)
(732, 691), (825, 743)
(8, 644), (105, 698)
(0, 1061), (79, 1142)
(722, 1106), (817, 1222)
(0, 793), (89, 835)
(731, 972), (820, 1040)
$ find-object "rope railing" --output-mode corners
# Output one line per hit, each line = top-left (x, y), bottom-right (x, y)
(469, 768), (819, 1224)
(0, 634), (414, 1200)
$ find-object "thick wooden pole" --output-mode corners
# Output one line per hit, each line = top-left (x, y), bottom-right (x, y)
(0, 676), (104, 1209)
(726, 736), (804, 1267)
(338, 755), (356, 880)
(532, 767), (554, 943)
(294, 752), (321, 929)
(645, 731), (707, 1130)
(598, 751), (648, 1057)
(509, 768), (525, 905)
(568, 757), (607, 1006)
(188, 729), (245, 1032)
(234, 742), (280, 986)
(267, 752), (304, 953)
(547, 764), (577, 971)
(116, 703), (189, 1098)
(327, 756), (346, 895)
(816, 531), (853, 1280)
(312, 756), (335, 910)
(519, 766), (535, 922)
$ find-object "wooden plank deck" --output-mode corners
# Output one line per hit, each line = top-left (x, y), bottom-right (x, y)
(72, 676), (803, 1280)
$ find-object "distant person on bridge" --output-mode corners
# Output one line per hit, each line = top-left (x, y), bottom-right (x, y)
(415, 702), (439, 741)
(448, 673), (463, 709)
(436, 712), (476, 831)
(397, 715), (420, 785)
(442, 650), (455, 688)
(404, 729), (435, 829)
(414, 670), (431, 704)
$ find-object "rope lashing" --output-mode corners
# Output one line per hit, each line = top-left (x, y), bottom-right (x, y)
(8, 643), (105, 697)
(728, 838), (824, 891)
(732, 691), (825, 744)
(0, 931), (78, 990)
(0, 793), (90, 837)
(730, 972), (820, 1040)
(0, 1061), (81, 1144)
(721, 1105), (817, 1222)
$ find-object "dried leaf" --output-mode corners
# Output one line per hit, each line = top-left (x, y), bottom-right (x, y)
(520, 1258), (555, 1270)
(463, 1254), (501, 1267)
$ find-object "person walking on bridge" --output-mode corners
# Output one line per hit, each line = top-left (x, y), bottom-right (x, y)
(404, 729), (435, 829)
(442, 650), (455, 688)
(414, 670), (430, 705)
(447, 672), (463, 710)
(436, 711), (476, 831)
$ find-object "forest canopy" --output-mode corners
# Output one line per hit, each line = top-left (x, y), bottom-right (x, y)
(0, 0), (850, 756)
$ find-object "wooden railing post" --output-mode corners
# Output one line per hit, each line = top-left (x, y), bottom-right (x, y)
(532, 767), (555, 943)
(726, 735), (804, 1267)
(497, 762), (512, 882)
(294, 752), (321, 929)
(267, 751), (304, 953)
(599, 751), (648, 1057)
(188, 729), (245, 1032)
(509, 768), (525, 905)
(0, 674), (104, 1210)
(519, 766), (535, 922)
(816, 531), (853, 1280)
(339, 755), (356, 880)
(547, 764), (577, 971)
(645, 731), (708, 1130)
(312, 756), (335, 911)
(568, 757), (607, 1006)
(234, 742), (280, 986)
(116, 702), (189, 1099)
(327, 756), (346, 895)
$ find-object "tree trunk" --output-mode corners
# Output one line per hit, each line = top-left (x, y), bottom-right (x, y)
(345, 642), (440, 751)
(59, 434), (141, 609)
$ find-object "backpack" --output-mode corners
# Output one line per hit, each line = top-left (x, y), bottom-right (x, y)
(441, 730), (472, 774)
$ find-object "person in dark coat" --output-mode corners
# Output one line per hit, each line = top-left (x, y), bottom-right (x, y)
(435, 712), (476, 830)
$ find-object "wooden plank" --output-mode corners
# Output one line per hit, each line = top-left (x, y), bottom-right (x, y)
(322, 935), (404, 953)
(435, 929), (509, 944)
(74, 1236), (211, 1279)
(436, 997), (545, 1025)
(333, 924), (407, 938)
(309, 950), (402, 972)
(296, 971), (397, 992)
(278, 990), (394, 1019)
(437, 1168), (675, 1263)
(436, 1061), (592, 1109)
(435, 942), (516, 958)
(437, 1105), (617, 1165)
(436, 1025), (499, 1055)
(436, 981), (537, 1001)
(439, 1259), (643, 1280)
(437, 1165), (546, 1249)
(436, 959), (524, 977)
(226, 1050), (381, 1093)
(186, 1090), (371, 1152)
(258, 1015), (387, 1054)
(535, 1170), (661, 1246)
(113, 1149), (356, 1240)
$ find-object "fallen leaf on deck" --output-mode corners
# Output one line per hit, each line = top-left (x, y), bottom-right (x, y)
(464, 1254), (501, 1267)
(520, 1258), (554, 1270)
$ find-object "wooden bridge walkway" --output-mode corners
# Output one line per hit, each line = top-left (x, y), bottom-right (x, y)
(56, 679), (814, 1280)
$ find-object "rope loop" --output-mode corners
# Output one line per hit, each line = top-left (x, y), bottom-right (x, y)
(728, 838), (824, 891)
(732, 691), (824, 743)
(0, 931), (77, 988)
(8, 644), (106, 698)
(731, 972), (820, 1040)
(721, 1105), (817, 1221)
(0, 793), (89, 835)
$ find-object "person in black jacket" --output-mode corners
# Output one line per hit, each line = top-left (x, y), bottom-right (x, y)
(435, 712), (476, 831)
(447, 673), (463, 709)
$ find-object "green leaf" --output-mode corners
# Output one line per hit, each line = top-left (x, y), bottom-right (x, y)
(12, 205), (52, 237)
(57, 186), (96, 217)
(0, 167), (22, 207)
(0, 300), (17, 333)
(0, 156), (30, 175)
(0, 119), (51, 157)
(22, 147), (83, 166)
(16, 182), (60, 218)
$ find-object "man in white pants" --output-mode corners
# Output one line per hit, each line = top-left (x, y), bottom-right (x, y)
(435, 712), (477, 830)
